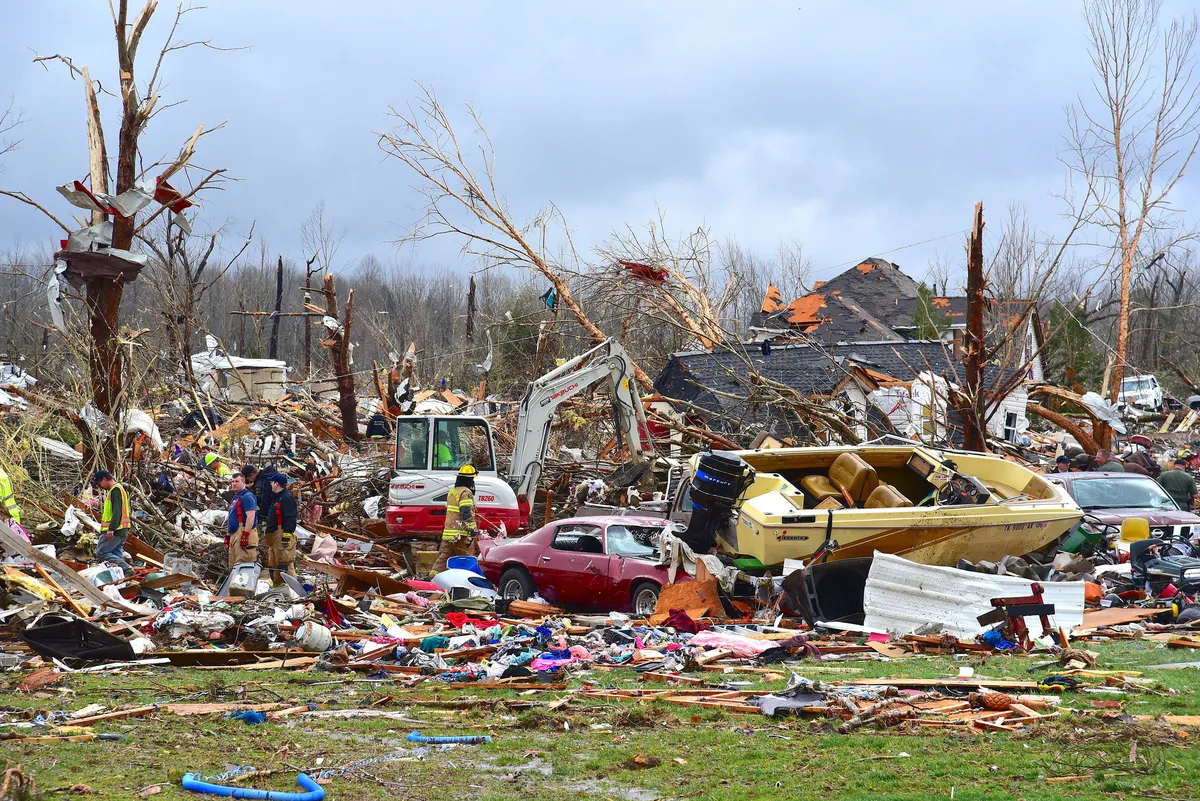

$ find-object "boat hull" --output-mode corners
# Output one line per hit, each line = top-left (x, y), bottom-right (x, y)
(722, 504), (1080, 567)
(710, 444), (1083, 567)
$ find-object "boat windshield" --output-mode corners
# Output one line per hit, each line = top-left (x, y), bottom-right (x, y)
(1071, 476), (1178, 511)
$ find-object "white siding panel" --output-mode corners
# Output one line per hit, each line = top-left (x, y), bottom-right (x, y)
(862, 551), (1085, 638)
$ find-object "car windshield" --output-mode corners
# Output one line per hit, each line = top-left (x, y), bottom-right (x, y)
(1122, 378), (1152, 392)
(606, 524), (660, 558)
(1070, 477), (1178, 510)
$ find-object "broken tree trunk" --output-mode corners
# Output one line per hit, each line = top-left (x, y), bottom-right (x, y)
(319, 273), (360, 441)
(1026, 403), (1098, 455)
(962, 201), (987, 453)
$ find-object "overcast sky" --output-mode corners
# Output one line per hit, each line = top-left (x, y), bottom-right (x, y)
(2, 1), (1197, 291)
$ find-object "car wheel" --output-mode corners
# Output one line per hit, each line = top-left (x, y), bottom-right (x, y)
(631, 581), (660, 617)
(499, 567), (535, 601)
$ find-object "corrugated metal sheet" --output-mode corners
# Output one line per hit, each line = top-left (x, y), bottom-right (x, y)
(862, 551), (1085, 638)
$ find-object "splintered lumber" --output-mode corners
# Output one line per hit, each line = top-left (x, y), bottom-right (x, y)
(506, 599), (567, 617)
(70, 705), (158, 726)
(193, 657), (318, 671)
(1167, 637), (1200, 650)
(844, 678), (1041, 690)
(1080, 607), (1166, 628)
(640, 672), (709, 686)
(156, 650), (318, 667)
(696, 648), (734, 665)
(436, 644), (499, 661)
(0, 519), (143, 614)
(162, 703), (284, 716)
(1160, 413), (1176, 433)
(32, 563), (90, 617)
(305, 559), (414, 596)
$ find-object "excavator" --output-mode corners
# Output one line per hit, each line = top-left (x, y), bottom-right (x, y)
(384, 338), (653, 540)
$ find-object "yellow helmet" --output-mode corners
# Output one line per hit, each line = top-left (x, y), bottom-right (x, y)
(457, 464), (478, 478)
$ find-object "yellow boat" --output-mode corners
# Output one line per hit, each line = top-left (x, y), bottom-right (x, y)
(688, 444), (1082, 567)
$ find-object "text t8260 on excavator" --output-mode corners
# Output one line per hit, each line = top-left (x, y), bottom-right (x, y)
(385, 338), (653, 539)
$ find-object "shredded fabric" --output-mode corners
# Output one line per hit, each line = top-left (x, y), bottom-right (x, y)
(688, 630), (775, 657)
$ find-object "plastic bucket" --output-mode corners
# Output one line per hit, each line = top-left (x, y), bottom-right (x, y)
(294, 621), (333, 652)
(447, 555), (482, 575)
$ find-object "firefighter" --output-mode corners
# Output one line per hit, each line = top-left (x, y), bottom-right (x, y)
(263, 474), (298, 583)
(432, 464), (478, 575)
(226, 472), (258, 568)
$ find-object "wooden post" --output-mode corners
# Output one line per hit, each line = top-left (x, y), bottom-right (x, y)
(465, 275), (477, 344)
(302, 291), (312, 378)
(269, 255), (284, 359)
(962, 201), (988, 453)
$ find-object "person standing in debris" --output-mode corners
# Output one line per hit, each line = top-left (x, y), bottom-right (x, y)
(254, 463), (278, 520)
(432, 464), (479, 574)
(1052, 455), (1071, 474)
(0, 465), (20, 525)
(263, 474), (298, 582)
(1094, 450), (1125, 472)
(205, 452), (231, 478)
(1159, 458), (1198, 511)
(94, 470), (132, 571)
(242, 465), (261, 525)
(226, 472), (258, 567)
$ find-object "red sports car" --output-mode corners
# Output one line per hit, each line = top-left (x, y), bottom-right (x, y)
(477, 516), (683, 616)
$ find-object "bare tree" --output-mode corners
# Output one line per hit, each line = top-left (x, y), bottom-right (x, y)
(592, 211), (742, 350)
(0, 99), (24, 164)
(1066, 0), (1200, 446)
(140, 217), (255, 386)
(299, 201), (347, 377)
(376, 85), (655, 388)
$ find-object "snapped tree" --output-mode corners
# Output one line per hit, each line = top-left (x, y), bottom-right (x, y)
(0, 1), (231, 462)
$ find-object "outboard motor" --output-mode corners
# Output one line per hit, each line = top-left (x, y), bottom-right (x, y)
(680, 452), (754, 553)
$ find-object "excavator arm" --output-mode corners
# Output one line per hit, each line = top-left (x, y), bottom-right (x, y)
(508, 338), (652, 499)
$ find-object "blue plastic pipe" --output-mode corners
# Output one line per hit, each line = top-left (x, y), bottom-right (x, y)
(180, 773), (324, 800)
(406, 730), (492, 745)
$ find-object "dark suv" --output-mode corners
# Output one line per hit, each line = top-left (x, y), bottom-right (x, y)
(1044, 471), (1200, 540)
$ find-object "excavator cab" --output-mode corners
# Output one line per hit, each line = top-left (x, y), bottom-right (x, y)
(394, 417), (497, 474)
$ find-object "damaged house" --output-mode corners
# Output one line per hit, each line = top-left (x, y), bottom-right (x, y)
(750, 258), (1045, 381)
(190, 336), (289, 402)
(656, 340), (1030, 447)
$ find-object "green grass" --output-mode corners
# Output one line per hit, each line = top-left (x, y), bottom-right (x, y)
(3, 640), (1200, 800)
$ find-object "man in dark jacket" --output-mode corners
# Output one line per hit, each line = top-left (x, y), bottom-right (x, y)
(253, 464), (278, 529)
(263, 474), (298, 582)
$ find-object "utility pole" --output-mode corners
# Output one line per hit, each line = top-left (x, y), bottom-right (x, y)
(962, 201), (988, 452)
(269, 255), (284, 360)
(303, 291), (312, 378)
(465, 275), (477, 344)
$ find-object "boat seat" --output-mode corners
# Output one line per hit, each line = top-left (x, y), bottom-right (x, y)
(800, 452), (879, 505)
(864, 484), (913, 509)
